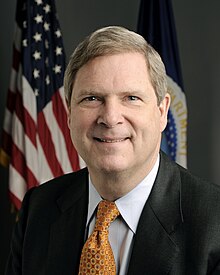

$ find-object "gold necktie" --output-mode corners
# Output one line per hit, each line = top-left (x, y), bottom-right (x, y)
(78, 200), (120, 275)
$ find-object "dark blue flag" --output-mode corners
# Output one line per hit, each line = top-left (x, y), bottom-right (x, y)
(137, 0), (187, 167)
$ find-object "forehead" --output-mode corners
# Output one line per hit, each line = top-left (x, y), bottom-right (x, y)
(73, 52), (152, 90)
(82, 51), (147, 70)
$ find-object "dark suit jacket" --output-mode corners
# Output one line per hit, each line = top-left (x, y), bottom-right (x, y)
(5, 152), (220, 275)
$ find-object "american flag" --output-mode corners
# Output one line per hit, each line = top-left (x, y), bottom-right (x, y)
(0, 0), (80, 210)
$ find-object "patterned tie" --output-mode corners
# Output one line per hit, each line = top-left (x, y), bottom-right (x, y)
(78, 200), (120, 275)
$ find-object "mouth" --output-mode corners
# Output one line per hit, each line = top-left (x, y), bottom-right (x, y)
(94, 137), (129, 143)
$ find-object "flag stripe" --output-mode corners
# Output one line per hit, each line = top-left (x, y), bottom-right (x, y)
(22, 76), (37, 123)
(43, 94), (73, 173)
(6, 90), (17, 113)
(11, 114), (39, 180)
(2, 109), (13, 137)
(9, 191), (22, 210)
(9, 68), (18, 94)
(10, 142), (38, 188)
(52, 90), (80, 171)
(36, 135), (54, 183)
(9, 165), (27, 202)
(1, 0), (80, 209)
(14, 90), (37, 147)
(38, 111), (64, 177)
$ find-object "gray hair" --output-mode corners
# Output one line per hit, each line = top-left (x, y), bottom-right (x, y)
(64, 26), (167, 107)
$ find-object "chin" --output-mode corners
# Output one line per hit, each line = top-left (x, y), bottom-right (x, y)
(94, 160), (129, 174)
(83, 152), (132, 173)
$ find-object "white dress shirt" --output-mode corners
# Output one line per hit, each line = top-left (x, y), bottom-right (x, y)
(85, 155), (160, 275)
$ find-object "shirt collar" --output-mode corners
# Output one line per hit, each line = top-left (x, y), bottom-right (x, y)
(87, 155), (160, 233)
(87, 182), (102, 226)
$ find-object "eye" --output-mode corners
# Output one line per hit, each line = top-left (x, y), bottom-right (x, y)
(79, 95), (103, 108)
(83, 96), (99, 101)
(127, 95), (140, 101)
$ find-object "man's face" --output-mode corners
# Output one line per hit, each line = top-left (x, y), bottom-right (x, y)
(68, 52), (170, 176)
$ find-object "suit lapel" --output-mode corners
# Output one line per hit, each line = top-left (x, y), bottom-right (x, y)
(128, 152), (183, 274)
(46, 169), (89, 275)
(44, 153), (184, 274)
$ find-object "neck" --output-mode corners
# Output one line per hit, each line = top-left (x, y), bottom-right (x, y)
(88, 157), (158, 201)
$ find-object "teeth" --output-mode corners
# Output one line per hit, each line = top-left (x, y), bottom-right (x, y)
(98, 138), (125, 143)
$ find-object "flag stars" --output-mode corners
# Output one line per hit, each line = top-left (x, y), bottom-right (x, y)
(33, 32), (42, 42)
(35, 0), (43, 5)
(34, 89), (39, 96)
(44, 22), (50, 31)
(45, 57), (49, 66)
(45, 75), (50, 85)
(45, 40), (49, 49)
(44, 4), (51, 14)
(23, 39), (28, 47)
(34, 14), (43, 24)
(55, 29), (61, 38)
(53, 64), (61, 74)
(33, 51), (41, 60)
(55, 46), (62, 56)
(23, 21), (27, 28)
(33, 69), (40, 79)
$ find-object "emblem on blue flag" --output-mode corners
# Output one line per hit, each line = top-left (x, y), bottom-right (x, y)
(137, 0), (187, 167)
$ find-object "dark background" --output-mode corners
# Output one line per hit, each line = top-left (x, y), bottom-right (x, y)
(1, 0), (220, 273)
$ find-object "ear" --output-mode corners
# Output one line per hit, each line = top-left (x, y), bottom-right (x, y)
(159, 93), (171, 132)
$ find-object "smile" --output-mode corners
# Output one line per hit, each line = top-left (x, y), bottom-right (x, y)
(94, 138), (128, 143)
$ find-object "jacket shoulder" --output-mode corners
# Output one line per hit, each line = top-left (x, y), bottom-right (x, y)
(160, 151), (220, 211)
(34, 167), (88, 194)
(22, 168), (88, 214)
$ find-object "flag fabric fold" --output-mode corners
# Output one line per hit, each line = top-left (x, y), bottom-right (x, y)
(0, 0), (80, 209)
(137, 0), (187, 167)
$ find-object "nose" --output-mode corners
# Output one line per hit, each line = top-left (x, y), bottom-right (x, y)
(97, 98), (124, 128)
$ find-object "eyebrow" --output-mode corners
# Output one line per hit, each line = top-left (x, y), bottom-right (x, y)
(73, 88), (150, 101)
(76, 89), (146, 95)
(73, 89), (97, 98)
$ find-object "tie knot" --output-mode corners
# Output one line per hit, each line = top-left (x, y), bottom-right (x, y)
(95, 200), (120, 231)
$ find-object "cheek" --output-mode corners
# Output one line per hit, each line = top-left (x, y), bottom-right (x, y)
(137, 111), (162, 138)
(69, 108), (85, 126)
(69, 110), (94, 137)
(151, 107), (165, 132)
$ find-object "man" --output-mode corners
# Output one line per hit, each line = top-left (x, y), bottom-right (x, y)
(5, 26), (220, 275)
